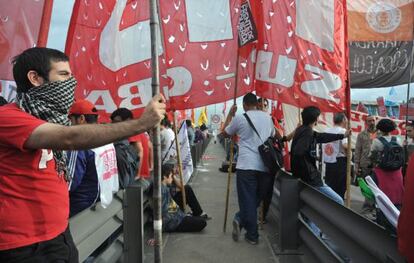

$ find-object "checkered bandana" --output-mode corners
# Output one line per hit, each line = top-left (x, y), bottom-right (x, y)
(16, 77), (77, 180)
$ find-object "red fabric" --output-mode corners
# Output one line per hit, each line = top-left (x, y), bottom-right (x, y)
(252, 1), (348, 112)
(0, 104), (69, 250)
(66, 0), (253, 120)
(129, 133), (150, 178)
(373, 167), (404, 205)
(398, 156), (414, 262)
(0, 0), (50, 80)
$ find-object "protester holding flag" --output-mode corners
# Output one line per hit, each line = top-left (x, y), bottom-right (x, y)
(222, 93), (275, 245)
(0, 47), (166, 262)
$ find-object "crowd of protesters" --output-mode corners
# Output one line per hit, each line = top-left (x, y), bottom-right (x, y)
(1, 47), (414, 262)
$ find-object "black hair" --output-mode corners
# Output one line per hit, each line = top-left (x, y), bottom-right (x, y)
(257, 97), (268, 105)
(376, 119), (396, 133)
(110, 108), (133, 121)
(333, 112), (346, 125)
(70, 114), (98, 124)
(161, 116), (172, 127)
(243, 92), (257, 107)
(12, 47), (69, 93)
(185, 119), (192, 127)
(301, 106), (321, 126)
(0, 96), (7, 106)
(200, 124), (208, 131)
(162, 164), (174, 180)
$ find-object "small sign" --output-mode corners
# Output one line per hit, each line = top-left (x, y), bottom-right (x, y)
(211, 114), (221, 124)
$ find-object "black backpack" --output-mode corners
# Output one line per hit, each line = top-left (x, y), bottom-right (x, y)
(378, 137), (404, 171)
(114, 140), (139, 189)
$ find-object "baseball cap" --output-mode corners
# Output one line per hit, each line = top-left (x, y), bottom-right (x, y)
(69, 100), (98, 115)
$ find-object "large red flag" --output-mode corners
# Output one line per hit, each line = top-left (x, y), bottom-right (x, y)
(252, 0), (348, 112)
(0, 0), (53, 80)
(66, 0), (255, 120)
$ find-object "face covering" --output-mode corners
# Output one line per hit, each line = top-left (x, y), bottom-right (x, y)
(16, 77), (77, 180)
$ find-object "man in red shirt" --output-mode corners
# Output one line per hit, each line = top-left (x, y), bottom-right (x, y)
(0, 47), (165, 262)
(110, 108), (154, 179)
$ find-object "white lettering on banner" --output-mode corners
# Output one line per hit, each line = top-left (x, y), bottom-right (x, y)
(255, 51), (341, 102)
(165, 66), (192, 96)
(185, 0), (233, 42)
(350, 50), (410, 75)
(118, 79), (153, 110)
(85, 66), (193, 112)
(255, 52), (297, 87)
(301, 64), (341, 104)
(99, 0), (163, 71)
(39, 149), (53, 169)
(86, 90), (118, 113)
(295, 0), (335, 52)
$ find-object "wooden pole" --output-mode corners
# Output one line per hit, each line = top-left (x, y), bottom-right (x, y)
(149, 0), (162, 261)
(173, 112), (187, 211)
(223, 53), (240, 232)
(37, 0), (54, 47)
(344, 7), (352, 208)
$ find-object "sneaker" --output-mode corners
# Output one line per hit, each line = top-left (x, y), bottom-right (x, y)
(232, 219), (240, 242)
(245, 236), (258, 245)
(200, 213), (212, 220)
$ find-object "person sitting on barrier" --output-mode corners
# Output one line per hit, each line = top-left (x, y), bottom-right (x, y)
(67, 100), (119, 217)
(110, 108), (154, 180)
(161, 163), (207, 232)
(164, 159), (210, 219)
(291, 106), (349, 204)
(0, 47), (165, 263)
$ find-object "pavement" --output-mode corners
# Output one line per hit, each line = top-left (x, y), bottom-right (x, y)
(145, 141), (279, 263)
(144, 141), (372, 263)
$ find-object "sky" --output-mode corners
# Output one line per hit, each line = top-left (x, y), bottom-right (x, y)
(47, 0), (413, 110)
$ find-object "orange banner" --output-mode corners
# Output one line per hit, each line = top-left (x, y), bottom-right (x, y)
(348, 0), (414, 41)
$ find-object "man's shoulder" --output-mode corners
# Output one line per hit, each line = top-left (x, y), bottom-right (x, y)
(0, 103), (28, 117)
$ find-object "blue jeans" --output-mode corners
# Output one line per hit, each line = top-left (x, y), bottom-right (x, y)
(234, 169), (273, 241)
(307, 184), (344, 236)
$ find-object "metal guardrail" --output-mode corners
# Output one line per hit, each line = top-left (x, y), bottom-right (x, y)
(274, 170), (405, 263)
(69, 138), (211, 262)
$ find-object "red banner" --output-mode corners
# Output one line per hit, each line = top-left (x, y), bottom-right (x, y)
(377, 96), (388, 116)
(0, 0), (52, 80)
(66, 0), (255, 120)
(252, 0), (348, 112)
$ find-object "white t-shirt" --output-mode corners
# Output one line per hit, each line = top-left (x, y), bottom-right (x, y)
(225, 110), (275, 172)
(322, 126), (347, 163)
(371, 135), (403, 152)
(161, 128), (175, 161)
(92, 143), (119, 209)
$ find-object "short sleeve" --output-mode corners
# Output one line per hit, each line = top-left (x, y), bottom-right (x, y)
(0, 104), (45, 151)
(225, 115), (240, 136)
(128, 134), (141, 143)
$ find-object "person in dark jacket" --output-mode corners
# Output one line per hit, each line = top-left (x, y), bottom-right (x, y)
(291, 106), (349, 204)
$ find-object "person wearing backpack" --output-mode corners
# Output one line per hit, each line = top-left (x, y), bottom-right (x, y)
(369, 119), (404, 208)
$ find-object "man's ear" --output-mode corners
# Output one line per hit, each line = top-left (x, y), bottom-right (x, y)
(27, 70), (45, 87)
(79, 115), (87, 124)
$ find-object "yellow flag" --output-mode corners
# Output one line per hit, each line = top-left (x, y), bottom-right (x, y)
(198, 107), (208, 126)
